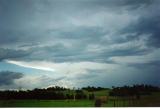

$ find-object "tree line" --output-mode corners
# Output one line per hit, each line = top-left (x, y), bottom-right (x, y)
(0, 86), (89, 100)
(82, 86), (107, 92)
(109, 84), (160, 99)
(0, 84), (159, 100)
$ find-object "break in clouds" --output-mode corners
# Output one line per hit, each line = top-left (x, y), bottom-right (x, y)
(0, 0), (160, 89)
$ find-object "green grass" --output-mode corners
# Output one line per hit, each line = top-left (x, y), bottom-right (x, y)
(0, 100), (94, 107)
(0, 99), (129, 107)
(94, 90), (110, 96)
(0, 91), (160, 107)
(84, 89), (110, 97)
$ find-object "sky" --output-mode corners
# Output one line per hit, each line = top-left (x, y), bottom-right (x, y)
(0, 0), (160, 89)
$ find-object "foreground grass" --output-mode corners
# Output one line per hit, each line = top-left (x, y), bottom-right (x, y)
(0, 100), (94, 107)
(1, 97), (159, 107)
(0, 91), (160, 107)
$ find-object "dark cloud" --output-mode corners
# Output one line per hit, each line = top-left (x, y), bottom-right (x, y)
(119, 0), (153, 9)
(128, 61), (160, 70)
(21, 40), (150, 63)
(119, 1), (160, 48)
(0, 0), (158, 63)
(127, 61), (160, 86)
(0, 71), (24, 86)
(49, 26), (106, 40)
(0, 48), (32, 61)
(0, 0), (160, 88)
(135, 18), (160, 48)
(56, 0), (153, 10)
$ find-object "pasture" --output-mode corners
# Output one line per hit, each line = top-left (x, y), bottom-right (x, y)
(0, 90), (160, 107)
(0, 100), (94, 107)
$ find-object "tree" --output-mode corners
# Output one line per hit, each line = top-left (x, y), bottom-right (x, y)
(89, 93), (95, 100)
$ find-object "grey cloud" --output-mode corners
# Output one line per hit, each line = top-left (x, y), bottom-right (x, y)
(0, 0), (158, 49)
(122, 20), (160, 48)
(48, 26), (106, 40)
(128, 61), (160, 70)
(38, 75), (66, 83)
(119, 0), (153, 10)
(127, 61), (160, 86)
(86, 64), (160, 87)
(0, 0), (160, 88)
(0, 71), (24, 86)
(16, 75), (67, 89)
(54, 0), (153, 10)
(74, 69), (107, 80)
(54, 76), (66, 82)
(16, 39), (150, 63)
(100, 47), (150, 59)
(0, 48), (32, 61)
(34, 75), (67, 88)
(119, 1), (160, 48)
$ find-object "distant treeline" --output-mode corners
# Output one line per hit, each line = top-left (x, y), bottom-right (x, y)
(0, 86), (107, 100)
(0, 86), (86, 100)
(82, 86), (107, 92)
(109, 84), (160, 99)
(0, 84), (159, 100)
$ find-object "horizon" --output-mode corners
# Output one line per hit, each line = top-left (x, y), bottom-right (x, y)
(0, 83), (159, 91)
(0, 0), (160, 90)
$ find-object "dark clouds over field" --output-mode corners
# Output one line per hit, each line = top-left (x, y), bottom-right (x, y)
(0, 0), (160, 89)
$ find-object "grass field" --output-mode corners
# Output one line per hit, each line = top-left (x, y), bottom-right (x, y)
(0, 90), (160, 107)
(0, 100), (95, 107)
(0, 89), (110, 107)
(0, 99), (119, 107)
(91, 90), (110, 96)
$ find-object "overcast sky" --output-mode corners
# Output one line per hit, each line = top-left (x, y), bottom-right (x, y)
(0, 0), (160, 89)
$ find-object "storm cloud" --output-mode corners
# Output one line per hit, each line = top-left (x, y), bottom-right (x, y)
(0, 48), (32, 61)
(0, 0), (160, 88)
(0, 71), (24, 86)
